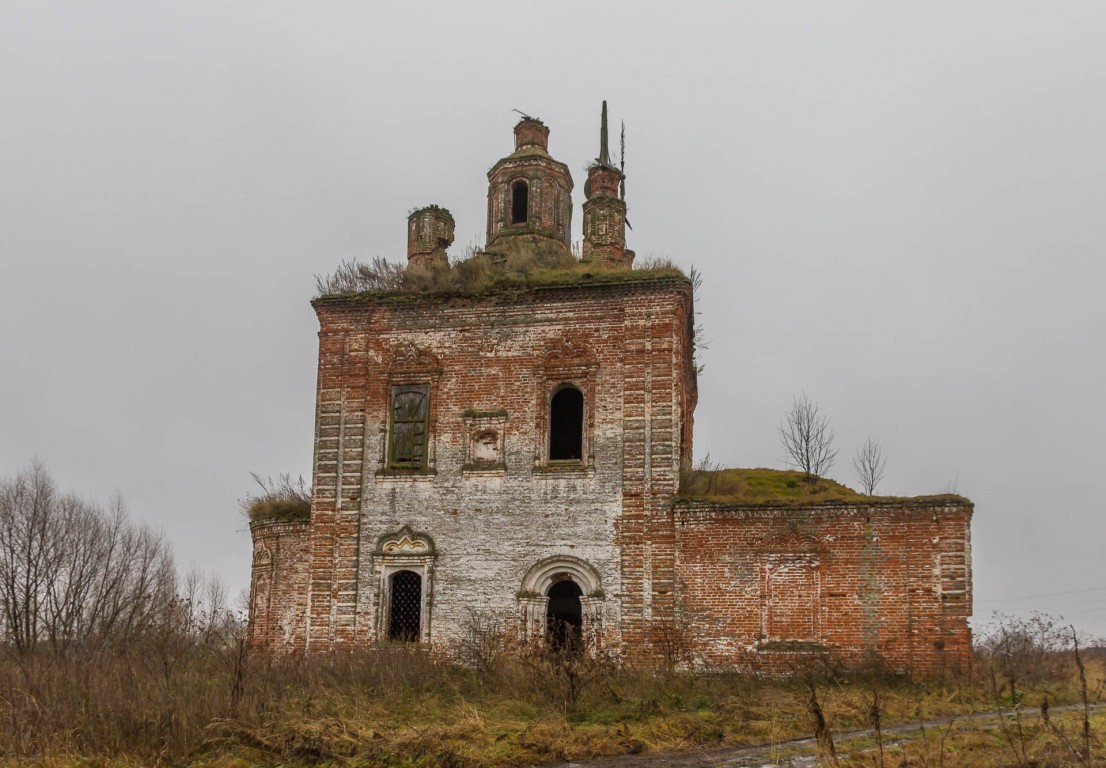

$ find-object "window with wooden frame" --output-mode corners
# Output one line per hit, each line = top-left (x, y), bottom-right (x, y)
(389, 384), (430, 468)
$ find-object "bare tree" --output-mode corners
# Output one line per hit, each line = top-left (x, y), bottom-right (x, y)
(853, 438), (887, 495)
(0, 462), (177, 654)
(779, 393), (838, 480)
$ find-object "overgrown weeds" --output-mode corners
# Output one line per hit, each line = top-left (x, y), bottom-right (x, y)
(1, 638), (1103, 767)
(313, 249), (686, 299)
(678, 459), (969, 506)
(239, 472), (311, 524)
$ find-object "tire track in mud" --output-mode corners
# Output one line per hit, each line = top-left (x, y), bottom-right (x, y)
(545, 702), (1102, 768)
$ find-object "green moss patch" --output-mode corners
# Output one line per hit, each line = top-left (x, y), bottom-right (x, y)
(314, 251), (689, 303)
(678, 467), (969, 507)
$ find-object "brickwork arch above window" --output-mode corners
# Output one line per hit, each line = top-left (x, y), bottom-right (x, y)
(378, 343), (442, 477)
(519, 556), (604, 651)
(537, 339), (598, 471)
(520, 555), (602, 597)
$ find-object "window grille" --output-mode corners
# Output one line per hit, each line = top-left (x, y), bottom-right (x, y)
(388, 570), (422, 642)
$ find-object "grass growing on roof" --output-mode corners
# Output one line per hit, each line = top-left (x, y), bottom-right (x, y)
(313, 250), (688, 301)
(679, 467), (969, 506)
(240, 472), (311, 524)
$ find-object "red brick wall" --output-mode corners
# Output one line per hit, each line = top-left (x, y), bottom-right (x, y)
(673, 500), (973, 674)
(247, 269), (974, 676)
(247, 519), (310, 651)
(303, 276), (696, 654)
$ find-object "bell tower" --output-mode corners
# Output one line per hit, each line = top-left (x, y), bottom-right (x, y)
(486, 116), (574, 256)
(582, 101), (633, 268)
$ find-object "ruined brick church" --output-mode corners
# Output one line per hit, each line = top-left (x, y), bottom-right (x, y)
(247, 107), (973, 673)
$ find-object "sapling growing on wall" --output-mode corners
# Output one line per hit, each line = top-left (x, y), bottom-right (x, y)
(853, 437), (887, 495)
(779, 393), (838, 481)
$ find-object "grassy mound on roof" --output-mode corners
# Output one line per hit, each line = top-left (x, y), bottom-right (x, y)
(245, 497), (311, 524)
(314, 250), (687, 300)
(240, 473), (311, 524)
(678, 467), (968, 506)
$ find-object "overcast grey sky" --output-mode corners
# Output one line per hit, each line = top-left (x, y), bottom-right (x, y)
(2, 1), (1105, 637)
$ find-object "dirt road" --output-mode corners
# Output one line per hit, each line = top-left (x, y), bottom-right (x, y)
(545, 703), (1100, 768)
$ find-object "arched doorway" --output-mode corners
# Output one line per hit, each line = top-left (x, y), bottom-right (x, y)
(388, 570), (422, 642)
(546, 579), (583, 651)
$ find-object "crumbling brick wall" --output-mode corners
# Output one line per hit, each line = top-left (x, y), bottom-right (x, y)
(247, 519), (310, 651)
(303, 275), (695, 655)
(672, 500), (973, 673)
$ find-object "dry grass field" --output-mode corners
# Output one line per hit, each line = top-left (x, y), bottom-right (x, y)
(2, 466), (1101, 766)
(0, 636), (1102, 767)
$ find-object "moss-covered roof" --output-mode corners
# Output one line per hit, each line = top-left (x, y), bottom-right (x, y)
(677, 467), (970, 508)
(313, 264), (690, 305)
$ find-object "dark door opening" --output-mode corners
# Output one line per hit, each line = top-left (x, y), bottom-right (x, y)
(546, 579), (583, 652)
(388, 570), (422, 642)
(549, 387), (583, 461)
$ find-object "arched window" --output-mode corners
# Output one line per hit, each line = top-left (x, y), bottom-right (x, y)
(388, 570), (422, 642)
(548, 386), (583, 461)
(546, 579), (583, 652)
(511, 180), (529, 224)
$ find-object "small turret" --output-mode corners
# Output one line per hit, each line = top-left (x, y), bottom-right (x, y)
(486, 116), (574, 256)
(582, 101), (633, 268)
(407, 205), (455, 269)
(514, 117), (550, 152)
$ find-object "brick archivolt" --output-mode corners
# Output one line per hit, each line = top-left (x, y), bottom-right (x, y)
(520, 554), (603, 597)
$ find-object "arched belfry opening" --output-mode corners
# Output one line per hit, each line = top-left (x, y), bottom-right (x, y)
(388, 570), (422, 642)
(511, 180), (529, 224)
(485, 116), (573, 254)
(549, 386), (584, 461)
(546, 579), (583, 651)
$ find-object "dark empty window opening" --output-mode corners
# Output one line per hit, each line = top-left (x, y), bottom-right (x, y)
(549, 386), (584, 461)
(511, 180), (529, 224)
(546, 579), (583, 652)
(388, 570), (422, 642)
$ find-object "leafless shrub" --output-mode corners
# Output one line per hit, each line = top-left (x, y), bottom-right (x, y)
(779, 393), (838, 481)
(314, 256), (406, 294)
(1041, 626), (1096, 767)
(690, 266), (708, 375)
(868, 688), (885, 768)
(455, 608), (512, 678)
(315, 244), (578, 298)
(978, 612), (1071, 704)
(853, 437), (887, 495)
(806, 673), (839, 766)
(518, 630), (618, 708)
